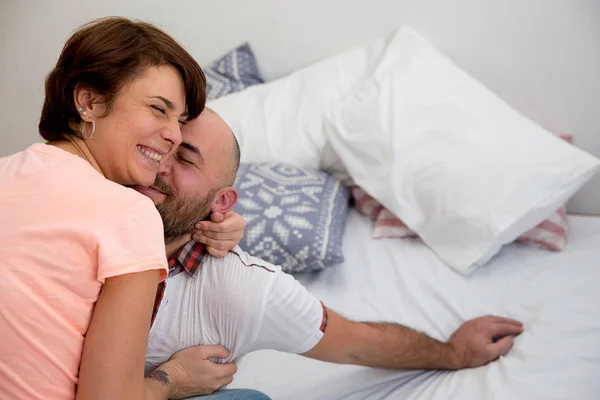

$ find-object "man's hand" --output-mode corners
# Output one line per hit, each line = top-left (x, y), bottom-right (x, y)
(303, 308), (523, 372)
(193, 211), (246, 258)
(150, 345), (237, 400)
(448, 316), (524, 369)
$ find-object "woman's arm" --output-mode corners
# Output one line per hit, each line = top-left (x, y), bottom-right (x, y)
(76, 270), (238, 399)
(76, 269), (169, 400)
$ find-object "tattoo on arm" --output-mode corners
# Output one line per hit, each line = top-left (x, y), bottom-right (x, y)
(146, 369), (170, 386)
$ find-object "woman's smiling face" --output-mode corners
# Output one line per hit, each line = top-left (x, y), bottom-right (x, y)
(81, 65), (189, 186)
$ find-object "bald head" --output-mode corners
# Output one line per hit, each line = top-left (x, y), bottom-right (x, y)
(182, 107), (240, 186)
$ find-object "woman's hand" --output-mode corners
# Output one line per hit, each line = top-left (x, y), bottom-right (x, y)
(193, 211), (246, 257)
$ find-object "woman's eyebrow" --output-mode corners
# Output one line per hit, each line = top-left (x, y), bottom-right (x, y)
(149, 95), (174, 110)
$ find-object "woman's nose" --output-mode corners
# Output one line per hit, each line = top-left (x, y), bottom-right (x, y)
(162, 121), (183, 148)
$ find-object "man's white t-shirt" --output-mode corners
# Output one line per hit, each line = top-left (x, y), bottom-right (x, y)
(145, 246), (326, 373)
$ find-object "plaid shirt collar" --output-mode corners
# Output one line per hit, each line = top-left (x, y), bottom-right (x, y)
(168, 240), (206, 278)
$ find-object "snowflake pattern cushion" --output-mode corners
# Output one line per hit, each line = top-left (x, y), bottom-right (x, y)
(233, 163), (350, 273)
(205, 43), (264, 100)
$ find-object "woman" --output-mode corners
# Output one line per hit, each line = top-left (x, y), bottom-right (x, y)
(0, 17), (263, 400)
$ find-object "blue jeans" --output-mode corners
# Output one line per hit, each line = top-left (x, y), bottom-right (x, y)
(188, 389), (271, 400)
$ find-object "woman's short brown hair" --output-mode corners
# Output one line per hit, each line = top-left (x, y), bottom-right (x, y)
(39, 17), (206, 141)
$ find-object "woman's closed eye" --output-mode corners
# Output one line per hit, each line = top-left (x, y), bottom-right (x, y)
(152, 105), (188, 126)
(151, 105), (167, 115)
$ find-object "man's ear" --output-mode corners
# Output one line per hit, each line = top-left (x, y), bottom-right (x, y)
(210, 187), (239, 214)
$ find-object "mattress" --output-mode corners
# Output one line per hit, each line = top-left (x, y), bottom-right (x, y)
(228, 209), (600, 400)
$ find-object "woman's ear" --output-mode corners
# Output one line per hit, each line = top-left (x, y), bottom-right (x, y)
(73, 85), (105, 120)
(210, 187), (239, 215)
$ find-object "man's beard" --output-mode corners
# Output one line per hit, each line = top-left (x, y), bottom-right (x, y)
(153, 176), (217, 244)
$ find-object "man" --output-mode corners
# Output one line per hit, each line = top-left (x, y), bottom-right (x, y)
(139, 109), (523, 395)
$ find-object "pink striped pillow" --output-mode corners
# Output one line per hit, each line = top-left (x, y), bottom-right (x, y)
(372, 208), (417, 239)
(516, 204), (568, 250)
(351, 133), (573, 251)
(351, 186), (383, 220)
(351, 187), (416, 239)
(515, 133), (572, 250)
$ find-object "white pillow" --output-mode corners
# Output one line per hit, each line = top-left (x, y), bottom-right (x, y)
(207, 37), (388, 170)
(325, 26), (600, 275)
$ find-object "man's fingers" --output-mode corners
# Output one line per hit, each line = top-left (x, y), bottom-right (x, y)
(198, 344), (231, 360)
(487, 336), (515, 359)
(485, 316), (523, 327)
(207, 370), (235, 395)
(488, 322), (523, 339)
(215, 361), (238, 377)
(213, 372), (234, 391)
(222, 374), (234, 386)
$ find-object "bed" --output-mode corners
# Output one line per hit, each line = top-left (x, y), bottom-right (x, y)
(202, 13), (600, 400)
(229, 210), (600, 399)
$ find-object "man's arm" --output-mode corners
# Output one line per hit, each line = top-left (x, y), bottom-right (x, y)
(302, 308), (523, 370)
(238, 260), (522, 370)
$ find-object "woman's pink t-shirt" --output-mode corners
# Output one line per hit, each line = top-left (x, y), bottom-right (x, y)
(0, 144), (168, 399)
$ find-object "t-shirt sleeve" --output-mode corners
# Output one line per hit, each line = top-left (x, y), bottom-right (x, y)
(94, 198), (168, 283)
(249, 267), (326, 355)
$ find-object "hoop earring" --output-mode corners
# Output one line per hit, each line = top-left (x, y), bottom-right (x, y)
(88, 119), (96, 140)
(79, 119), (96, 140)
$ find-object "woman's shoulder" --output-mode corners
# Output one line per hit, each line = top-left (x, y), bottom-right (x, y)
(4, 143), (158, 221)
(2, 143), (98, 178)
(82, 178), (158, 223)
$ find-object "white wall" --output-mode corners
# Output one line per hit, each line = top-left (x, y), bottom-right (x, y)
(1, 0), (599, 213)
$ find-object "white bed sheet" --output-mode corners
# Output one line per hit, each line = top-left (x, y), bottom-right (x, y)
(229, 209), (600, 400)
